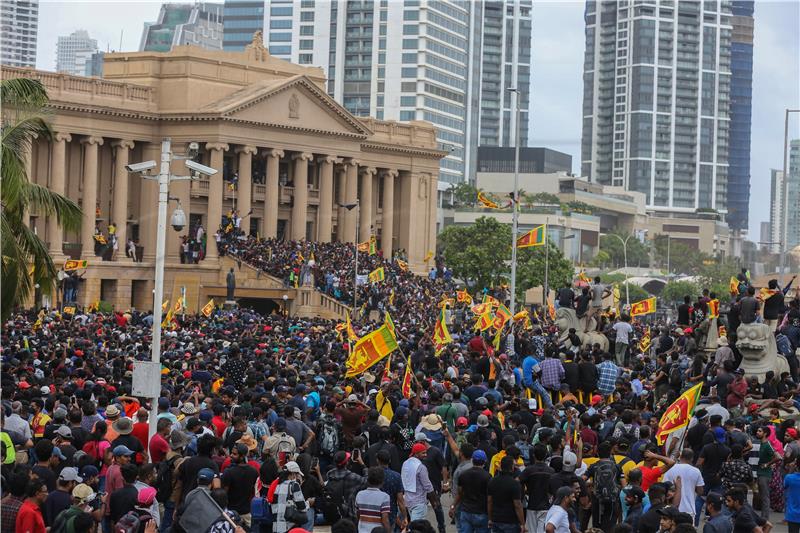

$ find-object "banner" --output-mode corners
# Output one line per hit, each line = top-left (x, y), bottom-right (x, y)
(630, 297), (656, 317)
(517, 224), (546, 248)
(368, 267), (385, 284)
(345, 324), (399, 377)
(63, 260), (88, 271)
(656, 383), (703, 445)
(201, 299), (215, 318)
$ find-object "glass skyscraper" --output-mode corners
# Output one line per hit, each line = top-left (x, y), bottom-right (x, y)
(0, 0), (38, 68)
(581, 0), (733, 215)
(223, 0), (266, 50)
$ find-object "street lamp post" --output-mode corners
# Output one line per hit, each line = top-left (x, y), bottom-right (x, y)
(780, 109), (800, 284)
(507, 86), (521, 316)
(340, 201), (360, 310)
(605, 233), (634, 309)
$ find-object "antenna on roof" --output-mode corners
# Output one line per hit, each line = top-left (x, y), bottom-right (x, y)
(119, 30), (123, 51)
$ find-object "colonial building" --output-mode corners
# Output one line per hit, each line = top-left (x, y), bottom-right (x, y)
(6, 36), (444, 313)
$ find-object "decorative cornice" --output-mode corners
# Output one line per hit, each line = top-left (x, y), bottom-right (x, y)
(264, 148), (285, 159)
(81, 135), (104, 146)
(360, 142), (448, 160)
(292, 152), (314, 162)
(54, 132), (72, 143)
(111, 140), (135, 150)
(206, 142), (229, 152)
(235, 145), (258, 156)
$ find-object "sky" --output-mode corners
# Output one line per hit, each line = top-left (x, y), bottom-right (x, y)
(36, 0), (800, 238)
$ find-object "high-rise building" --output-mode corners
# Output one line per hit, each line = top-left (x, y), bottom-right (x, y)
(726, 0), (754, 232)
(84, 51), (105, 77)
(581, 1), (733, 215)
(222, 0), (264, 51)
(56, 30), (98, 76)
(759, 221), (771, 249)
(769, 169), (784, 254)
(788, 140), (800, 251)
(250, 0), (532, 188)
(1, 0), (39, 68)
(140, 3), (224, 52)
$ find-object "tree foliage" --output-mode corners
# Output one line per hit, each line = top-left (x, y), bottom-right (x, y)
(448, 182), (478, 207)
(661, 280), (701, 304)
(1, 78), (82, 320)
(599, 233), (651, 269)
(618, 283), (651, 304)
(523, 192), (560, 205)
(438, 217), (572, 302)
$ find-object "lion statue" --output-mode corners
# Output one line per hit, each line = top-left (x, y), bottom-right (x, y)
(736, 322), (790, 381)
(554, 306), (610, 352)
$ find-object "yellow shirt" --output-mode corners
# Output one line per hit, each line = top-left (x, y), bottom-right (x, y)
(489, 450), (525, 476)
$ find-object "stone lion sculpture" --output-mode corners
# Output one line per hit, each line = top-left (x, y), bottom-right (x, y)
(554, 306), (610, 352)
(736, 322), (790, 381)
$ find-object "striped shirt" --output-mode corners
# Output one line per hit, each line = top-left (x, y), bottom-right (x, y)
(355, 487), (390, 533)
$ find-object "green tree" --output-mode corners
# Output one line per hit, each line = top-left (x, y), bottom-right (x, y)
(1, 78), (82, 320)
(448, 182), (478, 207)
(524, 192), (560, 205)
(516, 242), (573, 301)
(698, 260), (739, 297)
(661, 280), (701, 305)
(618, 283), (651, 305)
(652, 234), (710, 275)
(599, 233), (650, 269)
(590, 250), (611, 268)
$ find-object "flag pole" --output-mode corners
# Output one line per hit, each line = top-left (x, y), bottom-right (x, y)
(508, 87), (521, 317)
(543, 224), (550, 307)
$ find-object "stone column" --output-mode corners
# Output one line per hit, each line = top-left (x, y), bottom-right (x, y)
(381, 170), (397, 258)
(428, 172), (439, 256)
(236, 145), (257, 224)
(359, 167), (376, 240)
(291, 152), (313, 240)
(343, 159), (359, 242)
(80, 136), (103, 259)
(264, 149), (283, 238)
(111, 140), (134, 260)
(335, 165), (347, 241)
(317, 156), (337, 242)
(48, 133), (71, 257)
(206, 142), (229, 260)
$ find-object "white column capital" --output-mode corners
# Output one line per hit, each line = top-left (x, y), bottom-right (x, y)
(292, 152), (314, 162)
(318, 155), (341, 165)
(264, 148), (285, 159)
(380, 169), (399, 179)
(235, 145), (258, 156)
(343, 158), (361, 168)
(111, 139), (135, 150)
(206, 142), (229, 152)
(81, 135), (104, 146)
(54, 132), (72, 143)
(360, 167), (377, 177)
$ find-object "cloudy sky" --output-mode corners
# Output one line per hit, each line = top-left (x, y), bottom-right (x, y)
(36, 0), (800, 237)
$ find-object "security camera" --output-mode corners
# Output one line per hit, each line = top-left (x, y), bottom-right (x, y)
(171, 206), (186, 232)
(185, 160), (218, 177)
(187, 142), (200, 159)
(125, 161), (157, 173)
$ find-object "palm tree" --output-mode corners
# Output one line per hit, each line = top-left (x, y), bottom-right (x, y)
(2, 78), (82, 320)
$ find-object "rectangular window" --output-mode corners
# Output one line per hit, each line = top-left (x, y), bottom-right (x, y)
(401, 82), (416, 92)
(402, 53), (417, 63)
(269, 45), (291, 55)
(401, 67), (417, 78)
(299, 40), (313, 50)
(300, 25), (314, 36)
(403, 38), (418, 49)
(378, 52), (386, 64)
(400, 110), (416, 121)
(403, 24), (419, 35)
(379, 39), (386, 49)
(400, 96), (416, 106)
(299, 54), (313, 64)
(270, 19), (292, 29)
(377, 67), (385, 78)
(300, 11), (314, 21)
(403, 10), (419, 20)
(377, 95), (385, 106)
(270, 6), (292, 16)
(270, 33), (292, 42)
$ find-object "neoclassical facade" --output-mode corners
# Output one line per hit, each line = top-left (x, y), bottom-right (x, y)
(6, 39), (444, 312)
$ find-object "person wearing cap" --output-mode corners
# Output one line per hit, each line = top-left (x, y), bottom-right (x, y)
(53, 425), (77, 465)
(623, 483), (646, 530)
(401, 442), (436, 522)
(42, 407), (68, 441)
(176, 467), (223, 533)
(111, 416), (147, 465)
(50, 483), (101, 532)
(273, 461), (309, 533)
(325, 450), (367, 521)
(702, 492), (730, 533)
(544, 485), (575, 533)
(451, 449), (490, 532)
(103, 404), (122, 442)
(43, 466), (83, 527)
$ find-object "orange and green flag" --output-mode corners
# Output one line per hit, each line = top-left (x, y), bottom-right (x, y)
(477, 191), (500, 209)
(396, 259), (409, 272)
(369, 235), (377, 255)
(655, 383), (703, 445)
(201, 299), (215, 318)
(729, 276), (740, 295)
(401, 355), (413, 398)
(456, 289), (473, 305)
(630, 297), (657, 317)
(493, 303), (512, 330)
(433, 307), (453, 354)
(369, 267), (385, 284)
(708, 299), (720, 319)
(475, 309), (494, 331)
(346, 324), (399, 377)
(516, 224), (546, 248)
(64, 259), (88, 271)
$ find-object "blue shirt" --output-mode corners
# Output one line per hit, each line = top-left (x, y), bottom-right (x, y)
(381, 467), (404, 523)
(597, 361), (620, 395)
(785, 472), (800, 522)
(522, 356), (540, 388)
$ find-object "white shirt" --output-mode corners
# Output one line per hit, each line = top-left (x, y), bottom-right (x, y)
(545, 504), (571, 533)
(662, 463), (704, 517)
(703, 403), (730, 424)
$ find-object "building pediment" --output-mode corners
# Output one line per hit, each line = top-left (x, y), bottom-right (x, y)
(203, 75), (372, 138)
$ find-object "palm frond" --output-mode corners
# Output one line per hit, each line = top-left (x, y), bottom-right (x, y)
(1, 78), (49, 108)
(22, 182), (83, 233)
(0, 213), (31, 321)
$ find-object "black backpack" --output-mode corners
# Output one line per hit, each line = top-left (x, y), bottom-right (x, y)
(155, 455), (179, 503)
(317, 416), (340, 458)
(321, 475), (346, 523)
(593, 460), (619, 504)
(669, 363), (683, 387)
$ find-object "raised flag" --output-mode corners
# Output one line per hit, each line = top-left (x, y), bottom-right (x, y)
(438, 297), (455, 309)
(578, 271), (592, 283)
(161, 307), (173, 328)
(758, 287), (780, 301)
(345, 324), (399, 377)
(493, 303), (512, 330)
(384, 312), (396, 338)
(424, 251), (434, 263)
(357, 241), (370, 253)
(729, 276), (740, 295)
(482, 294), (501, 308)
(471, 303), (492, 316)
(63, 306), (76, 315)
(201, 299), (215, 318)
(402, 356), (413, 398)
(708, 299), (720, 319)
(456, 289), (473, 305)
(477, 191), (500, 209)
(639, 326), (651, 353)
(655, 382), (703, 445)
(475, 309), (494, 331)
(516, 224), (546, 248)
(162, 300), (169, 313)
(433, 307), (453, 354)
(389, 289), (395, 306)
(369, 235), (377, 255)
(513, 310), (528, 322)
(369, 267), (385, 284)
(630, 297), (657, 317)
(63, 259), (88, 271)
(547, 298), (556, 321)
(396, 259), (409, 272)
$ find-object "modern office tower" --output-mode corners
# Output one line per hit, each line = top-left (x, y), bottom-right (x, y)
(581, 0), (733, 215)
(84, 51), (105, 76)
(0, 0), (38, 68)
(726, 0), (754, 232)
(788, 140), (800, 251)
(222, 0), (264, 51)
(56, 30), (98, 75)
(140, 3), (224, 52)
(759, 221), (771, 249)
(769, 169), (784, 254)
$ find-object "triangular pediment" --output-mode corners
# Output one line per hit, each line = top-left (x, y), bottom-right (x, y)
(205, 75), (372, 137)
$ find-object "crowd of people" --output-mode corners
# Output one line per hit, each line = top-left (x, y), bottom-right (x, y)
(3, 239), (800, 533)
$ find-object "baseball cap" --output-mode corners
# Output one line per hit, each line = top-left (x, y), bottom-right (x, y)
(562, 450), (578, 472)
(477, 414), (489, 427)
(657, 507), (681, 520)
(112, 445), (135, 457)
(52, 447), (66, 461)
(471, 450), (487, 464)
(274, 418), (287, 430)
(55, 425), (73, 439)
(72, 483), (96, 504)
(138, 486), (157, 506)
(456, 416), (468, 428)
(58, 467), (83, 482)
(591, 394), (603, 406)
(285, 461), (304, 476)
(411, 443), (428, 456)
(197, 468), (218, 484)
(414, 432), (431, 443)
(713, 426), (727, 444)
(788, 428), (799, 439)
(625, 486), (646, 501)
(79, 465), (99, 480)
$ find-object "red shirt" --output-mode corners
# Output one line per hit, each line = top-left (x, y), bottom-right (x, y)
(220, 457), (261, 473)
(149, 433), (170, 463)
(16, 500), (46, 533)
(131, 421), (149, 452)
(211, 416), (227, 438)
(639, 465), (664, 491)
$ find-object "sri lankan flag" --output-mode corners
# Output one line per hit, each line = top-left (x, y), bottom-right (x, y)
(346, 311), (359, 342)
(424, 251), (434, 263)
(482, 294), (500, 308)
(630, 297), (656, 317)
(471, 303), (492, 316)
(477, 191), (500, 209)
(396, 259), (409, 272)
(201, 299), (215, 318)
(389, 289), (395, 306)
(162, 300), (169, 313)
(369, 235), (377, 255)
(547, 298), (556, 321)
(759, 287), (780, 301)
(438, 297), (455, 308)
(456, 289), (473, 305)
(729, 276), (740, 295)
(369, 267), (385, 284)
(401, 355), (413, 398)
(384, 312), (396, 338)
(578, 271), (592, 283)
(433, 307), (453, 354)
(174, 297), (185, 314)
(493, 303), (512, 330)
(517, 224), (546, 248)
(357, 241), (370, 253)
(63, 306), (76, 316)
(639, 326), (651, 353)
(475, 309), (494, 331)
(345, 324), (399, 377)
(161, 307), (174, 329)
(64, 259), (88, 271)
(656, 383), (703, 444)
(708, 299), (720, 319)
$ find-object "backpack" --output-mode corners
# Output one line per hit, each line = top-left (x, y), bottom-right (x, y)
(266, 432), (296, 467)
(155, 455), (179, 503)
(51, 506), (83, 533)
(317, 416), (340, 458)
(619, 425), (637, 445)
(669, 363), (683, 387)
(114, 510), (143, 533)
(395, 422), (415, 455)
(81, 439), (107, 467)
(592, 460), (619, 504)
(320, 475), (345, 523)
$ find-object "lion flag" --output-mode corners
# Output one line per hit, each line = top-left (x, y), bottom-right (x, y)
(456, 289), (473, 305)
(630, 297), (657, 317)
(493, 303), (512, 330)
(639, 326), (651, 353)
(477, 191), (500, 209)
(63, 259), (88, 271)
(396, 259), (409, 272)
(729, 276), (740, 295)
(433, 307), (453, 354)
(516, 225), (546, 248)
(401, 355), (413, 398)
(656, 382), (703, 445)
(369, 267), (385, 284)
(345, 324), (399, 377)
(201, 299), (215, 318)
(708, 299), (720, 319)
